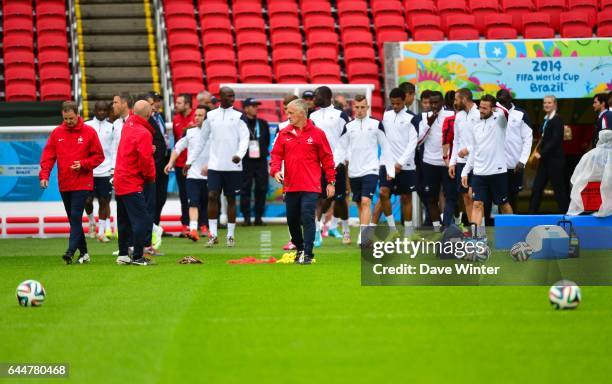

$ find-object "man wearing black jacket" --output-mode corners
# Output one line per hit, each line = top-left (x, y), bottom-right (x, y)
(240, 98), (270, 226)
(146, 92), (170, 226)
(529, 95), (569, 213)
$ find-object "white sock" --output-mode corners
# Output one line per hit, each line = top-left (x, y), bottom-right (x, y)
(386, 215), (396, 229)
(329, 217), (338, 229)
(189, 220), (197, 231)
(105, 219), (111, 232)
(88, 213), (95, 225)
(341, 219), (349, 234)
(97, 222), (105, 236)
(433, 221), (441, 229)
(209, 219), (218, 237)
(227, 223), (236, 238)
(316, 220), (322, 232)
(404, 221), (413, 236)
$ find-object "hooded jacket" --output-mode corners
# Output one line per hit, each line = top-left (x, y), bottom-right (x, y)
(114, 114), (156, 196)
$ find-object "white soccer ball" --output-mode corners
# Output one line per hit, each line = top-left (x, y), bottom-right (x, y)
(549, 280), (581, 310)
(510, 241), (532, 261)
(464, 239), (490, 262)
(16, 280), (46, 307)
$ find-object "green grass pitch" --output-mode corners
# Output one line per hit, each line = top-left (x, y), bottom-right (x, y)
(1, 225), (611, 383)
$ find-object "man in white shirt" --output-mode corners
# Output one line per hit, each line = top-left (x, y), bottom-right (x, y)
(497, 89), (533, 212)
(461, 94), (514, 239)
(165, 105), (210, 242)
(187, 87), (250, 247)
(84, 100), (114, 242)
(418, 91), (457, 230)
(372, 88), (418, 236)
(449, 89), (479, 224)
(339, 95), (395, 245)
(310, 86), (351, 245)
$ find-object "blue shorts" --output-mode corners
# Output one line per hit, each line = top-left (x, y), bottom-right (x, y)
(379, 166), (416, 195)
(349, 175), (378, 202)
(186, 179), (208, 207)
(321, 163), (347, 201)
(472, 173), (509, 205)
(93, 176), (112, 200)
(506, 169), (524, 195)
(455, 163), (472, 193)
(207, 170), (241, 197)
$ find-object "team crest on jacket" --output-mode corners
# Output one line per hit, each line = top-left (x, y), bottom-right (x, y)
(306, 136), (313, 144)
(77, 136), (83, 144)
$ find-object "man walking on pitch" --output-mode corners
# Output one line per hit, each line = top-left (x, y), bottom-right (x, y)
(270, 99), (336, 264)
(40, 101), (104, 264)
(339, 95), (395, 245)
(187, 87), (249, 247)
(84, 100), (114, 242)
(114, 101), (156, 265)
(310, 86), (351, 245)
(172, 94), (196, 235)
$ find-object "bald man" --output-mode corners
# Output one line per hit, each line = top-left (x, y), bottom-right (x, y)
(113, 100), (156, 265)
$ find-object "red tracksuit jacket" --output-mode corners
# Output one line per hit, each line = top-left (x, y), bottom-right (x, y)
(269, 119), (336, 193)
(39, 117), (104, 192)
(172, 109), (195, 168)
(114, 114), (156, 196)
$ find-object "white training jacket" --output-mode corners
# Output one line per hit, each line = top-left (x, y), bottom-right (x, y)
(85, 118), (114, 177)
(462, 109), (508, 177)
(419, 108), (456, 167)
(503, 103), (533, 169)
(187, 106), (249, 172)
(174, 126), (210, 180)
(381, 107), (418, 171)
(450, 104), (479, 166)
(310, 105), (350, 167)
(339, 116), (395, 178)
(111, 114), (130, 170)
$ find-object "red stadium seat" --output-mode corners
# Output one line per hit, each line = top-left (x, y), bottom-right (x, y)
(167, 31), (199, 50)
(170, 48), (200, 65)
(343, 29), (375, 48)
(202, 31), (233, 49)
(238, 47), (269, 66)
(5, 64), (36, 82)
(207, 64), (238, 86)
(306, 46), (337, 66)
(374, 14), (406, 33)
(201, 16), (232, 32)
(560, 11), (593, 36)
(38, 48), (69, 66)
(275, 63), (309, 83)
(3, 50), (35, 68)
(309, 63), (342, 83)
(303, 15), (335, 35)
(173, 63), (204, 82)
(536, 0), (566, 31)
(268, 2), (299, 18)
(371, 1), (404, 18)
(337, 1), (368, 17)
(438, 0), (469, 31)
(346, 62), (380, 86)
(411, 15), (445, 41)
(165, 1), (195, 16)
(233, 2), (263, 18)
(236, 31), (267, 50)
(371, 93), (384, 119)
(301, 1), (332, 17)
(447, 14), (480, 39)
(197, 0), (229, 16)
(269, 15), (301, 35)
(339, 14), (371, 35)
(568, 0), (598, 27)
(37, 31), (68, 51)
(273, 47), (304, 66)
(165, 15), (197, 33)
(376, 30), (408, 51)
(39, 64), (70, 82)
(404, 0), (437, 27)
(271, 31), (303, 50)
(40, 80), (72, 101)
(598, 10), (612, 36)
(470, 0), (499, 34)
(306, 30), (339, 51)
(523, 13), (555, 37)
(344, 46), (376, 65)
(173, 80), (205, 95)
(3, 1), (33, 17)
(240, 63), (273, 83)
(37, 15), (67, 33)
(204, 47), (236, 66)
(36, 1), (66, 17)
(502, 0), (535, 31)
(3, 32), (34, 50)
(234, 15), (266, 34)
(485, 14), (518, 39)
(603, 0), (612, 11)
(3, 16), (34, 34)
(5, 80), (37, 101)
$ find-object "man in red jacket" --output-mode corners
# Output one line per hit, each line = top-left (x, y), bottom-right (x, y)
(39, 101), (104, 264)
(172, 93), (195, 234)
(270, 99), (336, 264)
(114, 100), (156, 266)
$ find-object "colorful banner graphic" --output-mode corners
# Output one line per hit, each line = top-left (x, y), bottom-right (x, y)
(396, 38), (612, 99)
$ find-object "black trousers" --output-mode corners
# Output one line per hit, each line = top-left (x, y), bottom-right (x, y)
(240, 159), (269, 220)
(117, 192), (151, 259)
(174, 166), (189, 226)
(154, 159), (169, 225)
(529, 159), (569, 213)
(60, 190), (90, 255)
(285, 192), (318, 257)
(143, 182), (155, 247)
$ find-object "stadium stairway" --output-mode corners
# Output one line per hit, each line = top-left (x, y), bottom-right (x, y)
(76, 0), (160, 116)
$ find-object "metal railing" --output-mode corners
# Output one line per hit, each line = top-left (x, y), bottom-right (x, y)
(151, 0), (173, 124)
(67, 0), (82, 114)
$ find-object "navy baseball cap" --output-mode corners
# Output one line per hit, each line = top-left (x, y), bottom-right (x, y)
(242, 97), (261, 107)
(302, 90), (314, 99)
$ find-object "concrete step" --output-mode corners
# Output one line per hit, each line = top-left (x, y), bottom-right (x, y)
(85, 67), (155, 83)
(81, 18), (147, 35)
(84, 51), (151, 67)
(86, 83), (156, 100)
(82, 34), (150, 51)
(79, 4), (145, 19)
